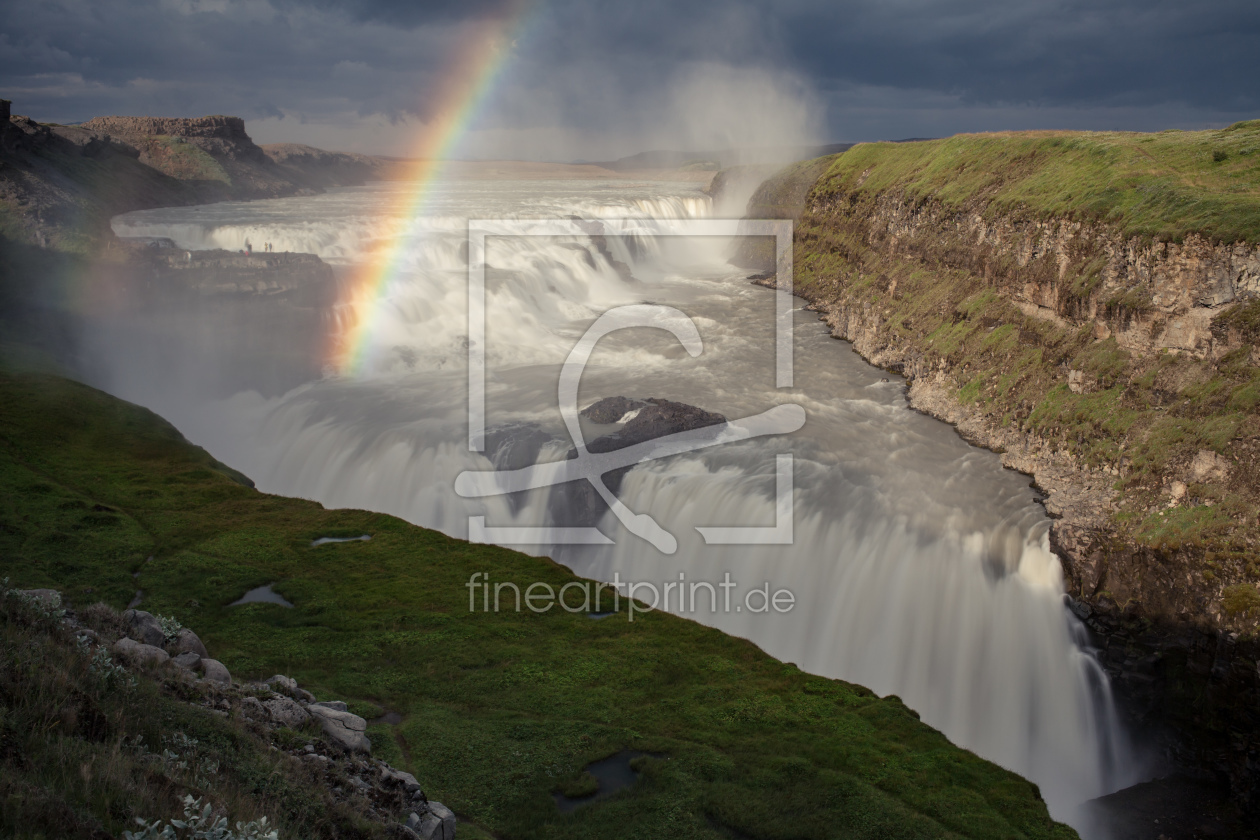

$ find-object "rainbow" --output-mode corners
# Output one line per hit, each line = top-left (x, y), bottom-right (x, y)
(333, 1), (532, 374)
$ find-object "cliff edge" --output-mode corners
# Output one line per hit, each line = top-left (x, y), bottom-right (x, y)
(80, 114), (317, 201)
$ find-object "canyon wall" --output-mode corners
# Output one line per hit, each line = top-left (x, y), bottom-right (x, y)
(769, 127), (1260, 805)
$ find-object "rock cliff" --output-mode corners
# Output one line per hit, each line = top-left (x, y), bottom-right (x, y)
(764, 124), (1260, 809)
(0, 99), (200, 249)
(80, 114), (312, 201)
(0, 100), (397, 251)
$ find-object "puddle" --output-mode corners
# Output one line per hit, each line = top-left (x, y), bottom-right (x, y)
(553, 750), (660, 812)
(587, 612), (616, 620)
(229, 583), (294, 607)
(311, 535), (371, 547)
(371, 711), (403, 726)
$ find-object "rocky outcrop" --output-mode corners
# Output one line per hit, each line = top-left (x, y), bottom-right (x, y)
(0, 99), (393, 252)
(547, 398), (727, 528)
(24, 586), (459, 837)
(1, 100), (199, 247)
(828, 190), (1260, 360)
(80, 115), (254, 144)
(730, 153), (845, 271)
(308, 704), (372, 753)
(123, 247), (336, 299)
(80, 114), (307, 201)
(405, 802), (456, 840)
(705, 164), (779, 218)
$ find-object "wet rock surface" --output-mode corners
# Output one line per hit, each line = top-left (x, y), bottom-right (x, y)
(548, 397), (727, 528)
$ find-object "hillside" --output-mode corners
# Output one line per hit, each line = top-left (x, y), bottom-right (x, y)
(261, 143), (392, 188)
(0, 363), (1076, 840)
(755, 122), (1260, 808)
(0, 100), (395, 251)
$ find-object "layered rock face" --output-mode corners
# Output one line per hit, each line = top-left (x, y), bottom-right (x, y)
(81, 114), (302, 200)
(0, 99), (193, 247)
(846, 192), (1260, 360)
(81, 115), (254, 143)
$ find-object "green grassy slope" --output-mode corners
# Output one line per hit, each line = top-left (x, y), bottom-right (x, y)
(818, 121), (1260, 245)
(0, 366), (1076, 839)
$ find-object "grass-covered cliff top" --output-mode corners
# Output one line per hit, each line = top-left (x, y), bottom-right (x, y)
(0, 363), (1076, 840)
(814, 121), (1260, 244)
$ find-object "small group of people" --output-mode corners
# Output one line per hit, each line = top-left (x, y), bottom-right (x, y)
(242, 240), (277, 255)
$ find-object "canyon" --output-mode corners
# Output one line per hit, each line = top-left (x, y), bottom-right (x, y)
(737, 126), (1260, 812)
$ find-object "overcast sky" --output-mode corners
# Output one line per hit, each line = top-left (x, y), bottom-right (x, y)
(2, 0), (1258, 160)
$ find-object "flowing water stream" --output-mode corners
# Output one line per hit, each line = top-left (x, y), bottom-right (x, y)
(104, 178), (1134, 830)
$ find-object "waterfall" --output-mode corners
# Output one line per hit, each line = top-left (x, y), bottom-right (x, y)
(103, 177), (1133, 830)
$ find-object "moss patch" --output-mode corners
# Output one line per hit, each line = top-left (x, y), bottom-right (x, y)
(814, 124), (1260, 244)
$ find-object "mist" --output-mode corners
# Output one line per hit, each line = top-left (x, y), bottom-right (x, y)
(246, 61), (825, 164)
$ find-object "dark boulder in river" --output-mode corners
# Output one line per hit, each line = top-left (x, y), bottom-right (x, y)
(548, 397), (727, 529)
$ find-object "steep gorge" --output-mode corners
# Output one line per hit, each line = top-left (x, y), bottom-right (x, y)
(743, 124), (1260, 807)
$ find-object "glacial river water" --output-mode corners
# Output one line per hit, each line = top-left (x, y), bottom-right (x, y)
(106, 178), (1134, 830)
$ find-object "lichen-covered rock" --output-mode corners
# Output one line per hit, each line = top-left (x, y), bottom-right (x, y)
(265, 674), (297, 694)
(380, 765), (422, 793)
(263, 696), (310, 728)
(199, 658), (232, 685)
(113, 637), (169, 666)
(172, 651), (201, 670)
(406, 802), (456, 840)
(312, 700), (347, 712)
(240, 696), (268, 721)
(169, 627), (208, 658)
(122, 609), (165, 648)
(306, 704), (370, 753)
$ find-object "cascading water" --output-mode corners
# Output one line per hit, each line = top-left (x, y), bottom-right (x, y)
(103, 177), (1134, 830)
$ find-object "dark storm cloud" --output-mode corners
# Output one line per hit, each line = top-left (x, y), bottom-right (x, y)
(0, 0), (469, 122)
(275, 0), (520, 27)
(779, 0), (1260, 112)
(0, 0), (1256, 156)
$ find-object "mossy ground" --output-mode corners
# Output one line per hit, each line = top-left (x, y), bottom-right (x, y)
(817, 121), (1260, 245)
(0, 364), (1075, 839)
(140, 136), (233, 186)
